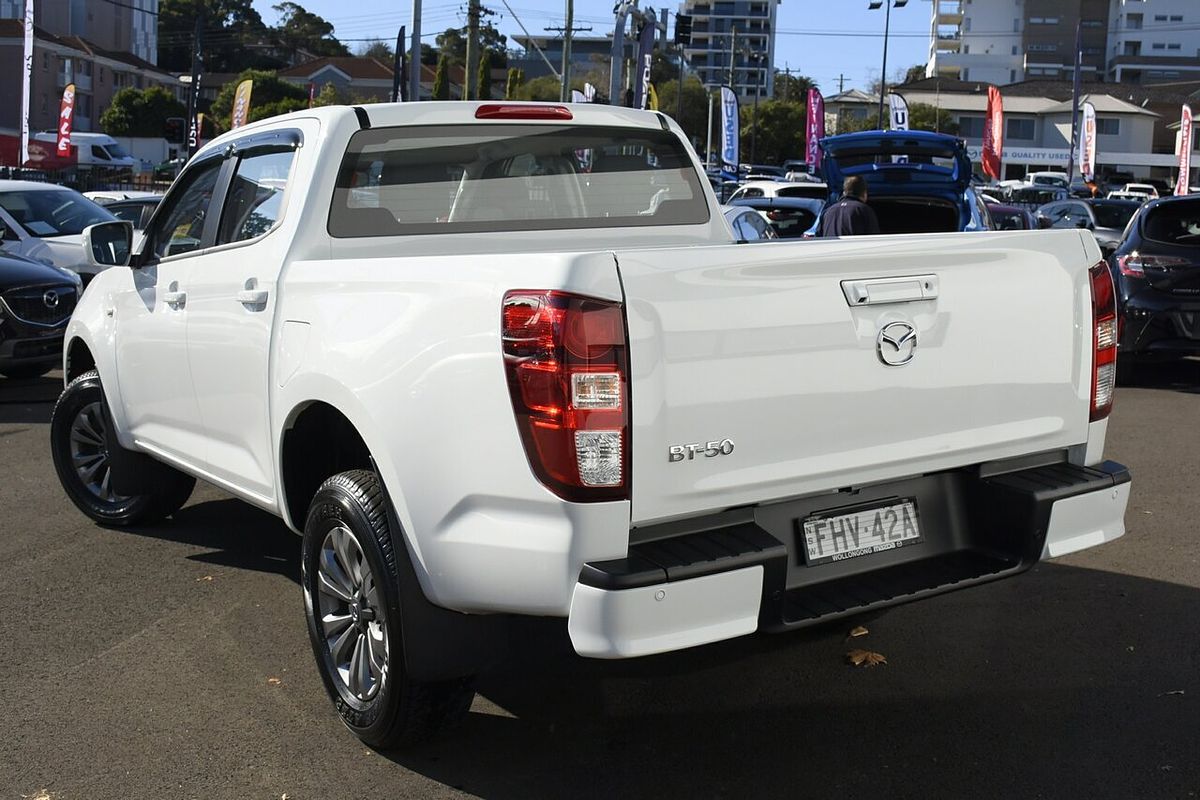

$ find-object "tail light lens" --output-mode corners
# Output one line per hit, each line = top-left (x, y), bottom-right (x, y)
(502, 291), (629, 501)
(1117, 253), (1192, 277)
(1089, 261), (1117, 422)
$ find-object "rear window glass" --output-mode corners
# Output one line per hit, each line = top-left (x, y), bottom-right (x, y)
(1142, 201), (1200, 245)
(760, 208), (817, 238)
(329, 124), (709, 237)
(1091, 202), (1136, 229)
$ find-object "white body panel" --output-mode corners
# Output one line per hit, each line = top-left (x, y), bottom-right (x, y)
(616, 229), (1097, 525)
(62, 103), (1128, 642)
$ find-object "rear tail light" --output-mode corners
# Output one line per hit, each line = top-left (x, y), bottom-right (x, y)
(1117, 253), (1191, 277)
(1089, 261), (1117, 422)
(502, 291), (629, 501)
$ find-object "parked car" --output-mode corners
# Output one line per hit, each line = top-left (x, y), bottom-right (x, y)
(722, 204), (778, 242)
(810, 130), (993, 234)
(1123, 183), (1159, 199)
(740, 163), (786, 180)
(1025, 171), (1069, 189)
(0, 180), (117, 286)
(1010, 185), (1069, 206)
(1106, 190), (1147, 201)
(96, 195), (162, 230)
(0, 251), (80, 378)
(1033, 198), (1141, 253)
(987, 203), (1037, 230)
(730, 196), (824, 238)
(728, 179), (828, 203)
(54, 102), (1129, 749)
(1107, 194), (1200, 378)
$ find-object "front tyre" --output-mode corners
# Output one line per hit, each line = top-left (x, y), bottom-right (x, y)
(50, 369), (195, 526)
(302, 470), (474, 749)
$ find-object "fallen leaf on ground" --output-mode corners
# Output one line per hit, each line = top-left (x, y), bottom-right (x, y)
(1159, 689), (1185, 697)
(846, 649), (887, 667)
(267, 677), (282, 686)
(196, 575), (215, 582)
(848, 625), (869, 638)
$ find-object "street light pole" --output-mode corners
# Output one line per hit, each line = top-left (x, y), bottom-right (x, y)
(871, 0), (906, 129)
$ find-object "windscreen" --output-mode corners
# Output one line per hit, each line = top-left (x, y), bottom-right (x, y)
(1142, 201), (1200, 245)
(0, 189), (115, 237)
(329, 124), (709, 237)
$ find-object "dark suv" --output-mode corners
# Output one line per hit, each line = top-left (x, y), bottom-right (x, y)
(1107, 195), (1200, 378)
(0, 252), (79, 379)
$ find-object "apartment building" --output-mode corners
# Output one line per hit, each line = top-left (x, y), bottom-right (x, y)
(1107, 0), (1200, 83)
(680, 0), (779, 99)
(1, 0), (158, 65)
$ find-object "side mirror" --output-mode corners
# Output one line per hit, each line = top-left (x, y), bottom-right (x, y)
(82, 220), (134, 268)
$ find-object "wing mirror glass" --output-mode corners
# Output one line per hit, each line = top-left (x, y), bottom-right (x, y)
(82, 220), (134, 268)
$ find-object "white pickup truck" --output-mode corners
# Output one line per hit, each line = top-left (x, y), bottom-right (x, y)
(53, 102), (1131, 747)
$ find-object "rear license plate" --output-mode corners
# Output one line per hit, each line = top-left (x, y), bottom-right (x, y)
(801, 499), (921, 566)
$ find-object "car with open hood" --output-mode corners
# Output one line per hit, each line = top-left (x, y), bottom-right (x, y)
(811, 130), (993, 235)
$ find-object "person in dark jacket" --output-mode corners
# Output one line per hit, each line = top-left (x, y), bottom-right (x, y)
(819, 175), (881, 236)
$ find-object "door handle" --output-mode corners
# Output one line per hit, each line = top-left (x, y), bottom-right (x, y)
(237, 289), (269, 305)
(841, 275), (939, 306)
(163, 289), (187, 308)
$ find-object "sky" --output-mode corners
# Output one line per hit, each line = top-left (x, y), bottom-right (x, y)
(251, 0), (934, 93)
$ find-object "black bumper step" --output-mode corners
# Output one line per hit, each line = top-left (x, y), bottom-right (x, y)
(580, 460), (1130, 630)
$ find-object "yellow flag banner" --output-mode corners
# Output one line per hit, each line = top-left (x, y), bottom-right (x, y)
(231, 79), (254, 129)
(647, 83), (659, 112)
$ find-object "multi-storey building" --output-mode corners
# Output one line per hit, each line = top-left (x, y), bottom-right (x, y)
(1107, 0), (1200, 83)
(680, 0), (779, 99)
(1, 0), (158, 65)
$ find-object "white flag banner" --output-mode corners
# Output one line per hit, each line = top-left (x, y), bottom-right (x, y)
(583, 82), (596, 102)
(1079, 101), (1096, 183)
(571, 89), (586, 103)
(719, 86), (739, 173)
(888, 93), (909, 131)
(20, 0), (34, 165)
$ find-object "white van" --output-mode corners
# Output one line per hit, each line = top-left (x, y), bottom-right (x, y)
(32, 131), (136, 169)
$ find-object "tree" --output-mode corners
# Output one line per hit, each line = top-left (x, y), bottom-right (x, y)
(903, 64), (927, 85)
(740, 98), (807, 166)
(208, 69), (309, 133)
(907, 102), (959, 134)
(512, 75), (561, 102)
(433, 54), (451, 100)
(505, 67), (525, 100)
(311, 81), (341, 107)
(435, 22), (507, 67)
(477, 49), (493, 100)
(100, 87), (188, 137)
(773, 72), (818, 103)
(272, 2), (348, 61)
(357, 39), (394, 60)
(158, 0), (276, 73)
(655, 77), (709, 144)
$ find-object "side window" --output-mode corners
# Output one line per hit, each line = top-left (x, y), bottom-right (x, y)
(743, 187), (765, 198)
(149, 158), (223, 260)
(91, 145), (110, 161)
(217, 149), (296, 244)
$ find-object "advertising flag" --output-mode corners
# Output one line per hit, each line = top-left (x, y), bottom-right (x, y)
(888, 93), (909, 131)
(571, 89), (586, 103)
(981, 85), (1003, 180)
(1079, 101), (1096, 183)
(20, 0), (33, 165)
(56, 84), (76, 157)
(308, 82), (316, 108)
(634, 20), (655, 110)
(584, 82), (596, 102)
(805, 88), (824, 173)
(720, 86), (739, 172)
(230, 79), (254, 129)
(1176, 105), (1193, 196)
(392, 25), (406, 102)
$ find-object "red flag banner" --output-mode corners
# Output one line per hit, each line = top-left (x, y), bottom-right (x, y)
(806, 88), (825, 173)
(981, 85), (1003, 180)
(56, 83), (76, 157)
(1176, 105), (1193, 196)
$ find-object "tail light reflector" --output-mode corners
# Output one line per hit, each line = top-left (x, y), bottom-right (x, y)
(1089, 261), (1117, 422)
(502, 291), (628, 501)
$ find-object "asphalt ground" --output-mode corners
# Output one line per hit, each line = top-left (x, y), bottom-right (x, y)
(1, 365), (1198, 800)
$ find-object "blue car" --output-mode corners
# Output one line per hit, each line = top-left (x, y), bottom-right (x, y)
(809, 130), (994, 235)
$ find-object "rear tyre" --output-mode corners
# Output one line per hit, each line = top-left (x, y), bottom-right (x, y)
(302, 470), (475, 749)
(50, 369), (195, 526)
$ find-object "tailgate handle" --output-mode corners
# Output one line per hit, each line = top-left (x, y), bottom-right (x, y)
(841, 275), (938, 306)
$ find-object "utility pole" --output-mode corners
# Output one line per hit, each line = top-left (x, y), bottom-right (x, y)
(837, 73), (846, 93)
(728, 26), (737, 88)
(560, 0), (573, 101)
(409, 0), (422, 101)
(465, 0), (480, 101)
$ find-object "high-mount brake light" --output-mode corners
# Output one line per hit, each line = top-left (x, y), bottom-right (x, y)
(1089, 261), (1117, 422)
(475, 104), (574, 121)
(501, 291), (629, 501)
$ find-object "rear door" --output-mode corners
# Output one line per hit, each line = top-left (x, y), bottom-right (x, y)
(616, 230), (1094, 525)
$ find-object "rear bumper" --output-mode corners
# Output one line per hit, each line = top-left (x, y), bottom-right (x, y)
(1119, 292), (1200, 358)
(568, 460), (1130, 659)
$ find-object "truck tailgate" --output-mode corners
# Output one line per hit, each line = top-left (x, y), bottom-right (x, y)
(616, 230), (1095, 525)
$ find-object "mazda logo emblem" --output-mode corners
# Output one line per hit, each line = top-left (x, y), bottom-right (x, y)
(877, 321), (917, 366)
(43, 289), (60, 309)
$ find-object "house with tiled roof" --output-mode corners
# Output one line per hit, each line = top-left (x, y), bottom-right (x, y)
(278, 55), (508, 102)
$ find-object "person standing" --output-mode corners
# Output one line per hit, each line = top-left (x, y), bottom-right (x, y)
(819, 175), (881, 236)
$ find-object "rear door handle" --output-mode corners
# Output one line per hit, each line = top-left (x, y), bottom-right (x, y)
(237, 289), (269, 305)
(841, 275), (939, 306)
(163, 290), (187, 308)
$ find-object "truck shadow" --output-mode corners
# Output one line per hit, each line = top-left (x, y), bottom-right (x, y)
(386, 563), (1199, 799)
(1123, 357), (1200, 393)
(0, 374), (60, 424)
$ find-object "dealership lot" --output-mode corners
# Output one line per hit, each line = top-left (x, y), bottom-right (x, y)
(1, 367), (1198, 799)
